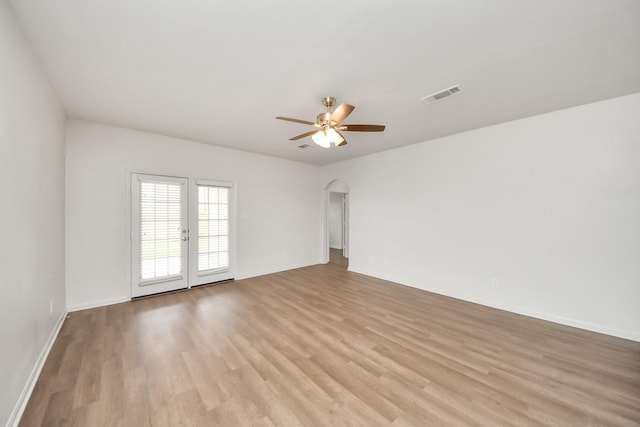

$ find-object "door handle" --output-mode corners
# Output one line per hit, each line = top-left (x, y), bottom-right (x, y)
(182, 237), (188, 241)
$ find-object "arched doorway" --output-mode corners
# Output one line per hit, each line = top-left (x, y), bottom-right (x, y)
(324, 180), (349, 268)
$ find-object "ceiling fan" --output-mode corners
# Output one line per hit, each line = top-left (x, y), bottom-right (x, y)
(276, 97), (385, 148)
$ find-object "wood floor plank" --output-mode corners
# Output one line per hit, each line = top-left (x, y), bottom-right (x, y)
(19, 263), (640, 426)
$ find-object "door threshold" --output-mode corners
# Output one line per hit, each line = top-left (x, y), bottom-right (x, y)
(132, 278), (235, 300)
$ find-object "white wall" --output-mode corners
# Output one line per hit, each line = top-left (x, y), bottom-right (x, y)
(329, 192), (343, 249)
(0, 2), (66, 425)
(321, 93), (640, 341)
(65, 120), (322, 310)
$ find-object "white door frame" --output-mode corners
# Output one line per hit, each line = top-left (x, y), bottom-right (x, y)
(130, 172), (237, 298)
(131, 173), (189, 297)
(342, 193), (349, 258)
(188, 179), (236, 287)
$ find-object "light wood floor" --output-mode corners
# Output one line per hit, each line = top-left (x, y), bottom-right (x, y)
(20, 264), (640, 426)
(329, 248), (348, 269)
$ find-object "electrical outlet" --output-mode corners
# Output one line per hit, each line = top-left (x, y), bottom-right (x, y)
(49, 301), (53, 314)
(490, 278), (499, 288)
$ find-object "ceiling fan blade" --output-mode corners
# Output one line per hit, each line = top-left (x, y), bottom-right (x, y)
(339, 124), (385, 132)
(335, 130), (347, 147)
(289, 130), (319, 141)
(330, 103), (355, 126)
(276, 116), (316, 126)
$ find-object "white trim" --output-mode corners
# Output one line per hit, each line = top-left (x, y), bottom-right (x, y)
(67, 263), (315, 312)
(324, 180), (349, 264)
(128, 172), (237, 297)
(195, 179), (233, 188)
(197, 267), (229, 277)
(131, 173), (189, 297)
(342, 194), (349, 258)
(188, 180), (236, 286)
(235, 262), (318, 281)
(124, 168), (187, 301)
(136, 175), (187, 186)
(125, 170), (133, 301)
(323, 190), (330, 264)
(8, 311), (67, 427)
(139, 274), (184, 287)
(348, 267), (640, 343)
(67, 296), (128, 312)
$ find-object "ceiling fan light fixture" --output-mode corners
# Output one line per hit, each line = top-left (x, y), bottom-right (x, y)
(312, 127), (343, 148)
(326, 128), (344, 145)
(311, 130), (331, 148)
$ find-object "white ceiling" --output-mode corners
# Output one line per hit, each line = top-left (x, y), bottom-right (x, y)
(10, 0), (640, 165)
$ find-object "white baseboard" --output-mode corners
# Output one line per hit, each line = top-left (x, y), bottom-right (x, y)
(66, 264), (316, 311)
(348, 267), (640, 343)
(7, 311), (67, 427)
(448, 292), (640, 342)
(66, 263), (322, 312)
(67, 296), (128, 312)
(235, 262), (318, 281)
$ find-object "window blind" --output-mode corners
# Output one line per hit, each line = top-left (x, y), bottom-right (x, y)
(197, 185), (229, 272)
(139, 181), (183, 279)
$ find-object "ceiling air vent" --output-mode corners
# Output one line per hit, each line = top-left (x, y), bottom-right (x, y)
(297, 143), (311, 149)
(420, 85), (462, 105)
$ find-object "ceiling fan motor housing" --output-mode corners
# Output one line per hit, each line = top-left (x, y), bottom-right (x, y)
(317, 112), (331, 125)
(322, 96), (336, 108)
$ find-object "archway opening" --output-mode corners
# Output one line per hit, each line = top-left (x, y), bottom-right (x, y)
(324, 180), (349, 268)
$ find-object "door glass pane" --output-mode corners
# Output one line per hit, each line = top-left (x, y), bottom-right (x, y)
(139, 181), (183, 280)
(197, 185), (229, 271)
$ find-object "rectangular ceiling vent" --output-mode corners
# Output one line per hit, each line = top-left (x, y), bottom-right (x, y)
(420, 85), (462, 105)
(297, 143), (311, 149)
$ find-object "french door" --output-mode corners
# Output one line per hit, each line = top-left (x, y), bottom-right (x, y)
(131, 173), (234, 298)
